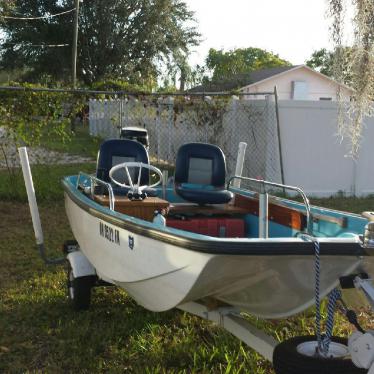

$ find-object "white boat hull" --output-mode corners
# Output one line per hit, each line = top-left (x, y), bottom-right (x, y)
(64, 191), (371, 319)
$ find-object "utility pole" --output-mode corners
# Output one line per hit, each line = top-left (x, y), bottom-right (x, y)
(72, 0), (80, 88)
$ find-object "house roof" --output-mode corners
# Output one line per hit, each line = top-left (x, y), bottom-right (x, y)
(188, 65), (354, 93)
(188, 65), (297, 93)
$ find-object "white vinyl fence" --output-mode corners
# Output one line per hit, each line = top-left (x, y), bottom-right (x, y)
(278, 100), (374, 197)
(89, 97), (374, 197)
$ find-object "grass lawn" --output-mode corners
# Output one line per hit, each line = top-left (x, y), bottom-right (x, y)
(0, 163), (96, 202)
(309, 196), (374, 214)
(2, 102), (373, 371)
(43, 123), (102, 159)
(1, 194), (374, 373)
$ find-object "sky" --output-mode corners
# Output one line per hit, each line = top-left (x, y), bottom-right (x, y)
(185, 0), (354, 67)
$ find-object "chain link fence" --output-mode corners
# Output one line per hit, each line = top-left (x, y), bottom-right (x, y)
(89, 93), (283, 183)
(0, 86), (283, 188)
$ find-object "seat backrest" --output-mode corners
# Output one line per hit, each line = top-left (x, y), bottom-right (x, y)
(174, 143), (226, 187)
(96, 139), (149, 185)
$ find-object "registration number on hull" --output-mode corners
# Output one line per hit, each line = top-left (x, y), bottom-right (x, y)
(99, 221), (120, 245)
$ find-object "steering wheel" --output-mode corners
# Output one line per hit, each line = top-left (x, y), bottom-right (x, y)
(109, 162), (163, 199)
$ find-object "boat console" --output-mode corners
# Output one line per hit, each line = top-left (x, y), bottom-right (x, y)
(94, 194), (169, 222)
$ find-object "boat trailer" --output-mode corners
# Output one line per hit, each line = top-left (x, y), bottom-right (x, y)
(19, 145), (374, 373)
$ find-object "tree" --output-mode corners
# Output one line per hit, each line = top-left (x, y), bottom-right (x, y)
(0, 1), (77, 82)
(306, 47), (353, 85)
(0, 0), (200, 86)
(205, 47), (290, 82)
(306, 48), (334, 76)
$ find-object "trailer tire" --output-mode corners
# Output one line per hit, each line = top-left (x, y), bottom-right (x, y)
(273, 335), (367, 374)
(67, 264), (95, 311)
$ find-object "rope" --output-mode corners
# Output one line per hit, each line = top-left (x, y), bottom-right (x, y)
(300, 235), (339, 355)
(322, 288), (342, 353)
(312, 237), (343, 355)
(301, 234), (365, 356)
(312, 238), (324, 353)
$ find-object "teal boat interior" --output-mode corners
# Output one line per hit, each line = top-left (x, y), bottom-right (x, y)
(64, 174), (367, 241)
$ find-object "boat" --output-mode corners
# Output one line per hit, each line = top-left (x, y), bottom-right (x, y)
(19, 139), (374, 372)
(60, 139), (374, 319)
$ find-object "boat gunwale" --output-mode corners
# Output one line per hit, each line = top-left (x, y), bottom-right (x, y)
(62, 176), (369, 257)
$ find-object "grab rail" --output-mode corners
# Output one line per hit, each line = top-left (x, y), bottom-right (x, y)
(227, 176), (313, 236)
(76, 172), (115, 211)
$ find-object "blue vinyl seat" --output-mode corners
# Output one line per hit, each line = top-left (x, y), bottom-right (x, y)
(174, 143), (233, 205)
(96, 139), (157, 197)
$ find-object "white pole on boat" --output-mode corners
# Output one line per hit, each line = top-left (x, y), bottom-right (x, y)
(233, 142), (247, 188)
(19, 147), (44, 245)
(162, 170), (168, 200)
(18, 147), (65, 264)
(259, 191), (269, 239)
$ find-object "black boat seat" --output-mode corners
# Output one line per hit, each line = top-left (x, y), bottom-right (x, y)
(96, 139), (157, 197)
(174, 143), (233, 205)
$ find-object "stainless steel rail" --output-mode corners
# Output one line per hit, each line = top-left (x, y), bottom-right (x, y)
(228, 176), (313, 235)
(77, 172), (115, 211)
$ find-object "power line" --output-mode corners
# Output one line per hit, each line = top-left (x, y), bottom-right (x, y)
(3, 42), (69, 48)
(2, 8), (75, 20)
(19, 43), (68, 48)
(30, 44), (69, 48)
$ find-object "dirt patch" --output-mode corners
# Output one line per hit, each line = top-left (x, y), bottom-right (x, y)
(0, 143), (93, 169)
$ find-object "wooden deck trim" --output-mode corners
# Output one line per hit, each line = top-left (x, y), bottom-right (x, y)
(234, 194), (306, 231)
(93, 195), (169, 221)
(234, 194), (348, 230)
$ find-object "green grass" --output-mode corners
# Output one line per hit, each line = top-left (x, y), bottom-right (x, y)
(43, 124), (102, 159)
(0, 163), (95, 202)
(1, 199), (373, 373)
(309, 195), (374, 214)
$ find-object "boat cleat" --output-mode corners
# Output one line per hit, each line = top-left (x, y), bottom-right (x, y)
(363, 221), (374, 248)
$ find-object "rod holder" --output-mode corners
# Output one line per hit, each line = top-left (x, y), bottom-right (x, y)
(162, 170), (168, 200)
(18, 147), (65, 265)
(233, 142), (247, 188)
(259, 192), (269, 239)
(19, 147), (44, 245)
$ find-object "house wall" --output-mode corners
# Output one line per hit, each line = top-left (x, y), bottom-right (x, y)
(241, 67), (352, 101)
(278, 100), (374, 197)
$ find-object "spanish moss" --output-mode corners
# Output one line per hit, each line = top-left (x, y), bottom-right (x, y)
(328, 0), (374, 158)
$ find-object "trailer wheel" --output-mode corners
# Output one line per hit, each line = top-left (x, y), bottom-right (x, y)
(273, 335), (367, 374)
(67, 263), (94, 311)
